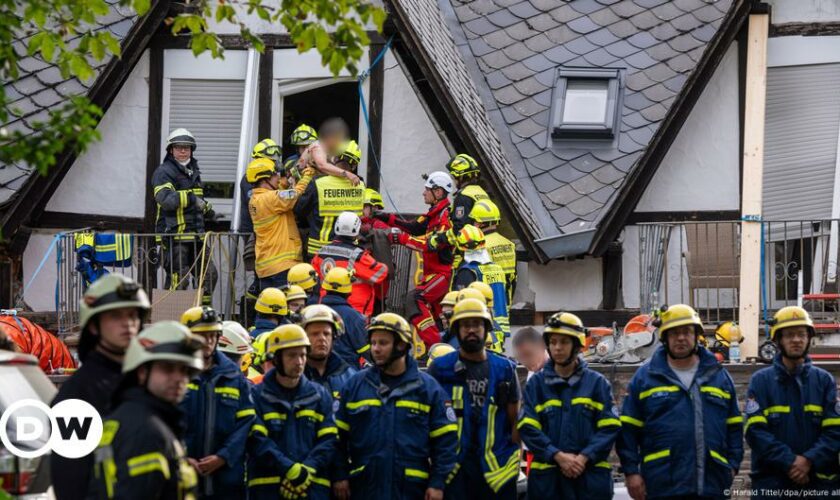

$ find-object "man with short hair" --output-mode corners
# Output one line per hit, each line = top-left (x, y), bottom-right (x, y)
(88, 321), (204, 499)
(617, 304), (743, 499)
(512, 326), (549, 380)
(745, 306), (840, 498)
(301, 304), (357, 400)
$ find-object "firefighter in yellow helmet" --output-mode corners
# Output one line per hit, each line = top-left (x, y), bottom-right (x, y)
(333, 313), (458, 499)
(426, 342), (456, 366)
(468, 281), (506, 353)
(285, 285), (308, 318)
(89, 321), (203, 500)
(288, 262), (320, 297)
(470, 199), (516, 303)
(247, 154), (315, 291)
(251, 287), (289, 338)
(518, 312), (620, 498)
(743, 306), (840, 496)
(295, 137), (366, 259)
(617, 304), (743, 499)
(247, 324), (338, 500)
(361, 187), (390, 233)
(427, 298), (522, 497)
(319, 267), (370, 368)
(445, 154), (489, 234)
(239, 138), (282, 235)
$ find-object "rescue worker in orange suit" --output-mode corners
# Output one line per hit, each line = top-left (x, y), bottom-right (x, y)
(248, 157), (315, 291)
(311, 211), (388, 317)
(374, 171), (455, 349)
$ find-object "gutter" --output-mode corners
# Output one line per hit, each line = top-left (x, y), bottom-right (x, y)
(534, 229), (596, 259)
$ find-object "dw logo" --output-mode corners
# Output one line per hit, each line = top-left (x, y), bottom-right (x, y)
(0, 399), (103, 459)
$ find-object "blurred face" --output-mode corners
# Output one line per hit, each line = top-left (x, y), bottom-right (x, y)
(288, 299), (306, 314)
(370, 331), (401, 367)
(665, 325), (696, 359)
(277, 347), (307, 380)
(171, 144), (192, 163)
(141, 361), (192, 404)
(322, 134), (345, 156)
(515, 339), (547, 369)
(363, 205), (373, 218)
(779, 326), (809, 359)
(548, 334), (574, 365)
(306, 322), (333, 361)
(458, 318), (486, 353)
(198, 331), (220, 361)
(93, 307), (141, 352)
(439, 305), (454, 330)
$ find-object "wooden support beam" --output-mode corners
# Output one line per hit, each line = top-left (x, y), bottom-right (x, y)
(738, 12), (769, 360)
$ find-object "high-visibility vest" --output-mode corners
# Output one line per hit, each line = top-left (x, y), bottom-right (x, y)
(310, 176), (365, 254)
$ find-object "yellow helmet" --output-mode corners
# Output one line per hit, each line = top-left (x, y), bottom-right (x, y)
(290, 124), (318, 146)
(456, 224), (485, 251)
(427, 343), (456, 365)
(246, 157), (278, 184)
(122, 321), (205, 373)
(251, 138), (281, 159)
(449, 298), (493, 337)
(468, 281), (494, 308)
(219, 321), (254, 356)
(368, 312), (412, 345)
(266, 324), (311, 358)
(252, 332), (271, 367)
(288, 263), (318, 290)
(656, 304), (704, 339)
(255, 287), (288, 316)
(456, 287), (487, 305)
(285, 285), (308, 302)
(322, 267), (352, 294)
(364, 188), (385, 209)
(440, 291), (460, 307)
(336, 140), (362, 165)
(769, 306), (815, 341)
(470, 199), (501, 225)
(446, 153), (480, 179)
(300, 304), (339, 331)
(181, 306), (223, 334)
(714, 322), (743, 347)
(543, 312), (587, 347)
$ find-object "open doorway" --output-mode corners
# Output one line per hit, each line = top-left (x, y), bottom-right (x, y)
(281, 82), (360, 159)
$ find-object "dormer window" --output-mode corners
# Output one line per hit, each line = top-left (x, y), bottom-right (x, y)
(552, 67), (622, 139)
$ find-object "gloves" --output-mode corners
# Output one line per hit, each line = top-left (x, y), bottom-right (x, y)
(205, 209), (217, 222)
(388, 227), (403, 244)
(194, 196), (207, 212)
(372, 212), (390, 223)
(285, 463), (312, 489)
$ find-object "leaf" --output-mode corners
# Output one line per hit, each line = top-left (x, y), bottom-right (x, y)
(314, 28), (330, 52)
(89, 36), (104, 60)
(27, 32), (46, 57)
(372, 8), (387, 31)
(133, 0), (151, 16)
(41, 35), (56, 62)
(101, 32), (122, 57)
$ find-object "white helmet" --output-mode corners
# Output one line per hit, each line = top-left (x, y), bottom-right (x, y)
(334, 211), (361, 237)
(424, 171), (454, 194)
(219, 320), (254, 355)
(167, 128), (196, 150)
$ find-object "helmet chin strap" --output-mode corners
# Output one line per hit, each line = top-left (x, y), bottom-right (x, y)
(778, 337), (810, 361)
(662, 334), (698, 360)
(98, 337), (127, 357)
(377, 341), (408, 371)
(552, 344), (580, 368)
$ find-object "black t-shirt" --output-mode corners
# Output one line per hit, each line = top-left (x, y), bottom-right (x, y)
(380, 372), (402, 393)
(463, 359), (489, 456)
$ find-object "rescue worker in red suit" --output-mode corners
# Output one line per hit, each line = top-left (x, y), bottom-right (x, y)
(374, 171), (454, 348)
(360, 187), (390, 233)
(311, 211), (389, 317)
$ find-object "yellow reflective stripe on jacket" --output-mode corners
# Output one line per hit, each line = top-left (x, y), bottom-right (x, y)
(484, 404), (501, 471)
(745, 415), (768, 432)
(639, 385), (680, 400)
(396, 400), (431, 413)
(530, 461), (555, 470)
(822, 418), (840, 427)
(405, 468), (429, 479)
(317, 426), (338, 438)
(127, 452), (170, 479)
(236, 409), (256, 418)
(252, 214), (280, 229)
(518, 417), (542, 430)
(215, 387), (240, 399)
(356, 343), (371, 354)
(805, 404), (824, 414)
(187, 383), (199, 391)
(255, 250), (302, 271)
(484, 450), (520, 492)
(248, 476), (281, 487)
(346, 399), (382, 410)
(250, 424), (268, 436)
(710, 449), (728, 466)
(350, 465), (366, 476)
(643, 449), (670, 463)
(296, 409), (324, 422)
(620, 415), (644, 428)
(430, 423), (457, 438)
(176, 191), (187, 232)
(452, 386), (464, 455)
(764, 405), (790, 416)
(726, 415), (744, 425)
(597, 418), (621, 428)
(595, 461), (612, 469)
(571, 397), (604, 411)
(311, 475), (330, 487)
(700, 386), (731, 400)
(335, 419), (350, 431)
(817, 473), (839, 481)
(535, 399), (562, 413)
(263, 412), (286, 421)
(153, 182), (175, 195)
(315, 176), (365, 216)
(446, 463), (461, 485)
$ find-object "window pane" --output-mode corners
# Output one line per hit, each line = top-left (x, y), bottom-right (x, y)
(562, 79), (608, 124)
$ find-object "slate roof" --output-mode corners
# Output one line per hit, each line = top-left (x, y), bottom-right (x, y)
(0, 1), (138, 205)
(393, 0), (742, 257)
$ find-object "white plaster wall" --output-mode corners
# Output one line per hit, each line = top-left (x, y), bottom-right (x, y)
(379, 52), (451, 214)
(528, 257), (603, 311)
(767, 0), (840, 23)
(634, 44), (740, 213)
(46, 51), (150, 217)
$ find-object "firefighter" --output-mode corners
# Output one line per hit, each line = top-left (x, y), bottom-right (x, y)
(375, 171), (455, 348)
(745, 306), (840, 498)
(427, 298), (522, 498)
(248, 157), (315, 290)
(470, 199), (516, 303)
(617, 304), (743, 499)
(88, 321), (202, 499)
(452, 225), (510, 346)
(511, 326), (548, 380)
(301, 304), (357, 400)
(178, 306), (255, 499)
(153, 128), (217, 303)
(518, 313), (620, 499)
(312, 211), (389, 316)
(249, 333), (272, 385)
(286, 285), (308, 317)
(361, 187), (389, 232)
(438, 291), (460, 347)
(465, 281), (507, 353)
(288, 262), (320, 302)
(295, 138), (366, 259)
(219, 320), (255, 377)
(333, 312), (458, 500)
(295, 120), (362, 185)
(426, 343), (456, 367)
(250, 287), (290, 339)
(317, 267), (369, 368)
(446, 153), (489, 234)
(51, 275), (150, 500)
(247, 324), (338, 500)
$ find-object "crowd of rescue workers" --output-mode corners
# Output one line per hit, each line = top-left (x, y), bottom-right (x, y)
(41, 118), (840, 500)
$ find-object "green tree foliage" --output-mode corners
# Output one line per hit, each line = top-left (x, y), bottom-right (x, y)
(1, 0), (385, 176)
